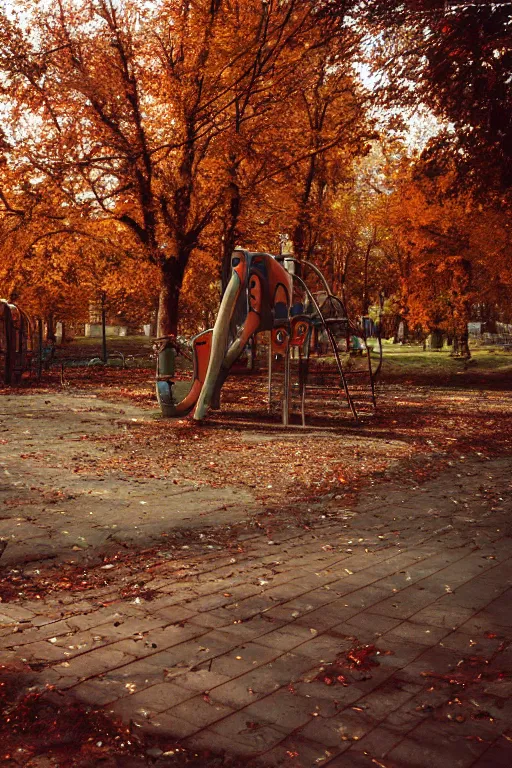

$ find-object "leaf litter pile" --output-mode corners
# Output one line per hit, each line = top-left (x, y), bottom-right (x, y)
(315, 642), (388, 687)
(14, 360), (512, 508)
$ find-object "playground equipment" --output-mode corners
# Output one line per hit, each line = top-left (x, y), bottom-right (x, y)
(0, 299), (40, 386)
(156, 249), (382, 425)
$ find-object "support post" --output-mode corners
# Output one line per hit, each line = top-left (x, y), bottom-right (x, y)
(282, 343), (290, 427)
(267, 331), (273, 413)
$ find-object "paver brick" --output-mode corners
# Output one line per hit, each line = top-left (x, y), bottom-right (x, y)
(289, 574), (340, 591)
(100, 657), (166, 688)
(338, 611), (402, 638)
(208, 710), (287, 752)
(212, 614), (285, 642)
(150, 605), (198, 623)
(120, 640), (213, 673)
(14, 639), (75, 662)
(165, 693), (234, 728)
(242, 688), (337, 729)
(449, 581), (509, 611)
(376, 636), (436, 669)
(370, 586), (444, 620)
(210, 641), (279, 676)
(298, 708), (377, 747)
(136, 711), (201, 739)
(392, 644), (464, 686)
(254, 625), (318, 651)
(2, 618), (73, 647)
(408, 600), (476, 629)
(291, 601), (362, 630)
(0, 603), (35, 621)
(72, 677), (131, 706)
(324, 749), (385, 766)
(288, 633), (353, 662)
(66, 606), (144, 632)
(51, 627), (110, 654)
(209, 653), (315, 708)
(174, 668), (231, 691)
(187, 609), (237, 628)
(292, 680), (365, 706)
(180, 592), (238, 613)
(182, 728), (259, 757)
(223, 596), (285, 621)
(53, 646), (135, 679)
(108, 681), (194, 716)
(354, 678), (421, 722)
(458, 612), (512, 636)
(438, 628), (503, 655)
(381, 620), (450, 647)
(349, 724), (403, 758)
(262, 735), (340, 767)
(385, 720), (490, 767)
(277, 591), (338, 615)
(471, 738), (512, 767)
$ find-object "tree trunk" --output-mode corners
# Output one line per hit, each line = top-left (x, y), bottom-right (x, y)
(221, 170), (242, 292)
(431, 328), (443, 350)
(293, 212), (310, 259)
(392, 314), (401, 344)
(453, 330), (470, 358)
(46, 314), (56, 343)
(100, 292), (107, 364)
(37, 318), (43, 379)
(459, 330), (470, 358)
(451, 257), (472, 358)
(362, 240), (373, 316)
(156, 260), (184, 338)
(221, 166), (244, 341)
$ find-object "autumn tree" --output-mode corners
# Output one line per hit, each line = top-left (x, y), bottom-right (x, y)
(363, 0), (512, 202)
(375, 152), (512, 354)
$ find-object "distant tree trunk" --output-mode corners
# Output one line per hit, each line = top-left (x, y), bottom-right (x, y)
(100, 292), (107, 364)
(451, 257), (472, 358)
(459, 330), (470, 358)
(339, 244), (354, 308)
(37, 318), (43, 378)
(293, 150), (318, 258)
(392, 315), (400, 344)
(46, 314), (56, 343)
(431, 328), (443, 350)
(292, 212), (309, 260)
(362, 237), (374, 316)
(453, 330), (470, 358)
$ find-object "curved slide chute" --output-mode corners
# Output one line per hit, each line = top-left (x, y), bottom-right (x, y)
(156, 329), (213, 417)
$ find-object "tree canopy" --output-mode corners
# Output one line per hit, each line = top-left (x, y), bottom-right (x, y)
(0, 0), (511, 350)
(363, 0), (512, 201)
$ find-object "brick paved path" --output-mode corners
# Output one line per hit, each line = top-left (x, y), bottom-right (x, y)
(1, 442), (511, 766)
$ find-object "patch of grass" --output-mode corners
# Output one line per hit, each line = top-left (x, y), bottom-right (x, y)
(377, 343), (512, 387)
